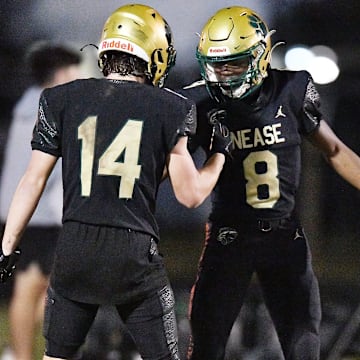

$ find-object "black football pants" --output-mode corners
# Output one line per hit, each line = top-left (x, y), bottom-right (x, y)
(44, 285), (180, 359)
(188, 221), (321, 360)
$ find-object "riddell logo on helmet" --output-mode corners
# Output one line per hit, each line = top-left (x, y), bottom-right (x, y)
(100, 39), (134, 53)
(208, 47), (230, 55)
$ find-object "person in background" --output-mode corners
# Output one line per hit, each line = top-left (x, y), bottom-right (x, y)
(0, 4), (231, 360)
(181, 6), (360, 360)
(0, 41), (82, 360)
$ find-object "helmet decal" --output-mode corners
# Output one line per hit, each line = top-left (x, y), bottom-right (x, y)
(248, 14), (267, 37)
(99, 38), (150, 62)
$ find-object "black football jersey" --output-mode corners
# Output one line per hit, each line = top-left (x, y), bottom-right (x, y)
(31, 78), (196, 239)
(181, 69), (322, 222)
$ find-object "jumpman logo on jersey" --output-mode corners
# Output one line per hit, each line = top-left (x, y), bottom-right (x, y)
(275, 105), (287, 118)
(293, 228), (303, 240)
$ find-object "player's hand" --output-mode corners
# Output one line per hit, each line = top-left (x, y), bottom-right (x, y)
(0, 248), (21, 283)
(209, 121), (233, 157)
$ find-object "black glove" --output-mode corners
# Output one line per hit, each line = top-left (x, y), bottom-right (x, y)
(0, 248), (21, 283)
(207, 108), (233, 157)
(209, 120), (233, 157)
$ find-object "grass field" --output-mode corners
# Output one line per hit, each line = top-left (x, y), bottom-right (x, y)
(0, 303), (11, 354)
(0, 302), (45, 359)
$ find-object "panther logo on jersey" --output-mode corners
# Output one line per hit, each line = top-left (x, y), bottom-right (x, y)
(217, 227), (238, 245)
(207, 108), (228, 125)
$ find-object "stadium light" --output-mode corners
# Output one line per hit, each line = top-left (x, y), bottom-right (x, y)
(284, 44), (339, 84)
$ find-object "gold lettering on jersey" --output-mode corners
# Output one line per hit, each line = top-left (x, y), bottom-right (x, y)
(231, 123), (285, 149)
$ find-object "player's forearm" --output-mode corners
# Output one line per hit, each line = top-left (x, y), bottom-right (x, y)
(2, 175), (45, 255)
(326, 145), (360, 190)
(195, 152), (225, 200)
(311, 121), (360, 190)
(172, 152), (224, 208)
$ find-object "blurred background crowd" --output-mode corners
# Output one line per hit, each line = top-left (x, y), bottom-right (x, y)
(1, 1), (360, 359)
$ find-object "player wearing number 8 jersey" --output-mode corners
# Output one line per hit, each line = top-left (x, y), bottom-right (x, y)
(0, 4), (232, 360)
(181, 6), (360, 360)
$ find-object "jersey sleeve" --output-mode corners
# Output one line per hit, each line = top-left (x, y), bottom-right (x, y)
(299, 76), (322, 135)
(31, 89), (62, 157)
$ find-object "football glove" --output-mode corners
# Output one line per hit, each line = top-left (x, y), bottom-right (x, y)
(0, 247), (21, 283)
(209, 120), (233, 157)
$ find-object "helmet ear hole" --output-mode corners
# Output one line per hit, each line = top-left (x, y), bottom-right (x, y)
(156, 51), (164, 64)
(151, 50), (164, 77)
(150, 55), (158, 80)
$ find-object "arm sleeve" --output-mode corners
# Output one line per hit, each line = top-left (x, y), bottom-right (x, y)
(300, 76), (323, 134)
(31, 90), (62, 157)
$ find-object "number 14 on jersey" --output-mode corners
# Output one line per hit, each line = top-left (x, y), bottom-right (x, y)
(78, 116), (143, 199)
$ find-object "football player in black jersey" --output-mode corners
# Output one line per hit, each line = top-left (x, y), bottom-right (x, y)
(181, 6), (360, 360)
(0, 4), (231, 360)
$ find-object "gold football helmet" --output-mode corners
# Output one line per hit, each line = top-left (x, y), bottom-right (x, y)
(196, 6), (273, 101)
(98, 4), (176, 87)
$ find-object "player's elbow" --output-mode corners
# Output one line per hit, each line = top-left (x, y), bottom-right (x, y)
(323, 143), (343, 166)
(175, 191), (205, 209)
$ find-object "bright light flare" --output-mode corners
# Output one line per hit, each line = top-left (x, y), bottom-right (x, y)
(284, 45), (339, 84)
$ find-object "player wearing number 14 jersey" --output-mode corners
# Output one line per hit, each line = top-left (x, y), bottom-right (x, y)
(0, 5), (232, 360)
(182, 6), (360, 360)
